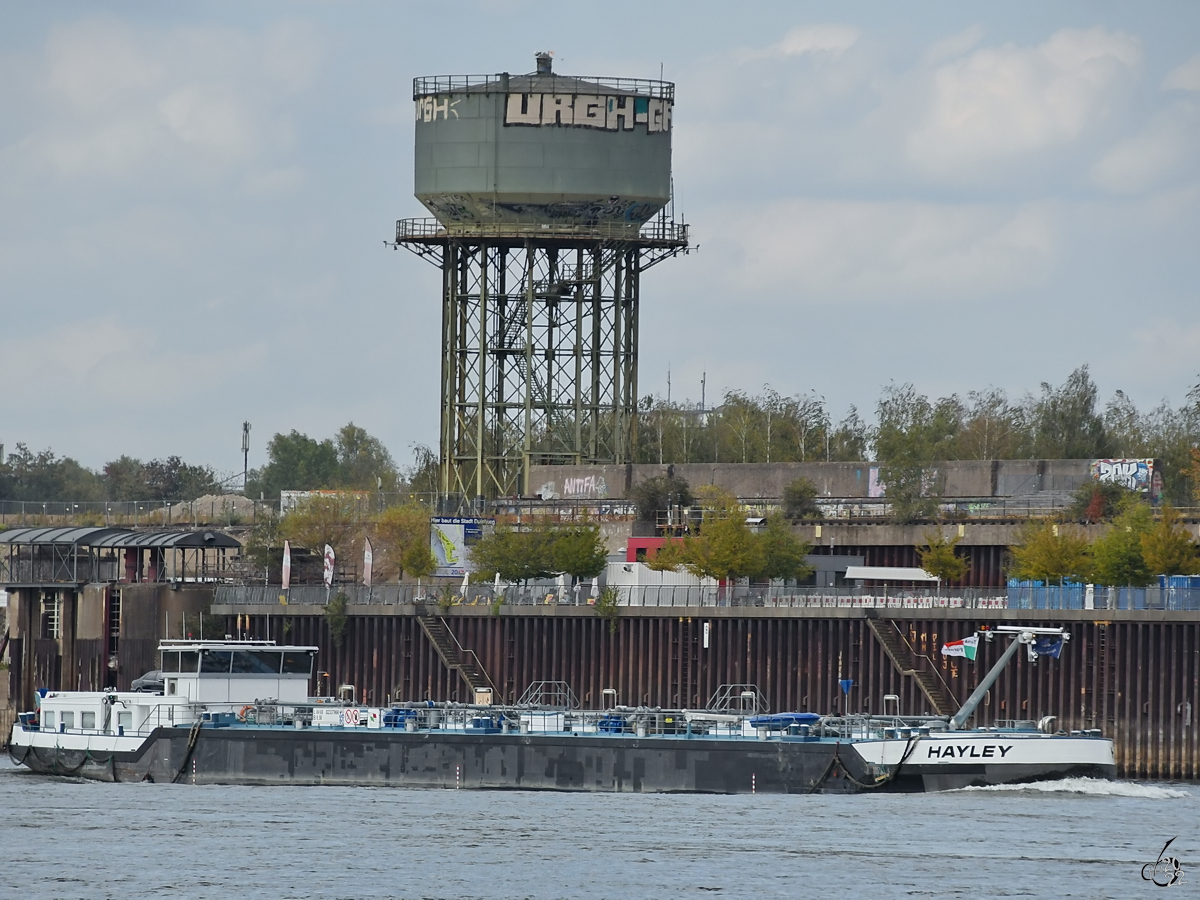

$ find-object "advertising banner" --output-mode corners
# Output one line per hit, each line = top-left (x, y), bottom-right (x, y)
(430, 517), (494, 577)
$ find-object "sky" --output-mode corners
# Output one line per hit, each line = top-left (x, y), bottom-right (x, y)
(2, 1), (1199, 479)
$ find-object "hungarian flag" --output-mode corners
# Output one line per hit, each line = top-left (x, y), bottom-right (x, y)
(941, 635), (979, 660)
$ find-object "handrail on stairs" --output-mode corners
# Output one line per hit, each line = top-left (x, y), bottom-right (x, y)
(871, 619), (957, 713)
(437, 616), (498, 697)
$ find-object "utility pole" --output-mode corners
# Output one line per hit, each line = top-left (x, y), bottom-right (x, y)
(241, 421), (251, 494)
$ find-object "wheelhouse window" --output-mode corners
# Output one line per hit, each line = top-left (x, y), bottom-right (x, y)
(81, 712), (96, 729)
(231, 650), (282, 674)
(179, 651), (199, 673)
(282, 651), (315, 676)
(42, 711), (55, 729)
(61, 712), (75, 729)
(161, 651), (180, 673)
(200, 650), (232, 673)
(117, 711), (132, 730)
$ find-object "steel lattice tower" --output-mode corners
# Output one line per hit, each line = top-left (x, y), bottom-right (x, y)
(393, 56), (687, 504)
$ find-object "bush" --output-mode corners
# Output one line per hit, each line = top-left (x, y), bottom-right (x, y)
(782, 477), (820, 520)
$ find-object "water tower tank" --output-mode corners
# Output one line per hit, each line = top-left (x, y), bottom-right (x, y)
(413, 53), (673, 234)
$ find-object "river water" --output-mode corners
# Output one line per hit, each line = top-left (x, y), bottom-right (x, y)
(0, 758), (1192, 899)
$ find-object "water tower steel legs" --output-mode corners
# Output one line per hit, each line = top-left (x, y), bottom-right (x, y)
(437, 240), (642, 503)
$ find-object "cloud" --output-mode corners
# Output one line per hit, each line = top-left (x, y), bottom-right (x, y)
(907, 28), (1142, 177)
(21, 17), (318, 179)
(159, 86), (259, 158)
(694, 198), (1056, 302)
(263, 19), (327, 92)
(774, 25), (860, 59)
(922, 25), (985, 66)
(45, 18), (162, 111)
(1163, 53), (1200, 92)
(1092, 100), (1200, 193)
(0, 318), (261, 405)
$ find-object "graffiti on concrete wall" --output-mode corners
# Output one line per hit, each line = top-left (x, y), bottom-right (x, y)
(535, 474), (609, 500)
(504, 93), (671, 133)
(1091, 458), (1160, 496)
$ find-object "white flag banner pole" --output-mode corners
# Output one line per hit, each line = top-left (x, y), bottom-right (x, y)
(323, 544), (335, 602)
(282, 540), (292, 592)
(363, 538), (374, 588)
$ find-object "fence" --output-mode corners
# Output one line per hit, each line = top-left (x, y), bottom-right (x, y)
(1006, 582), (1200, 611)
(215, 583), (1013, 610)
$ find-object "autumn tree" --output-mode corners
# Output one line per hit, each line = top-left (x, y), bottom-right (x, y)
(917, 529), (970, 583)
(1007, 520), (1092, 584)
(649, 488), (811, 583)
(278, 495), (362, 563)
(372, 504), (436, 581)
(1140, 503), (1200, 577)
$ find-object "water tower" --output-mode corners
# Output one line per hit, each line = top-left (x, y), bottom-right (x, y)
(392, 53), (688, 505)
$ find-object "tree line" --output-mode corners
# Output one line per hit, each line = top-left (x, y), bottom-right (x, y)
(6, 364), (1198, 504)
(0, 445), (222, 504)
(0, 422), (439, 504)
(635, 366), (1200, 505)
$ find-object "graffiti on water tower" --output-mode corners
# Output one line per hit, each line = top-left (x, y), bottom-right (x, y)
(505, 93), (671, 133)
(1090, 458), (1160, 497)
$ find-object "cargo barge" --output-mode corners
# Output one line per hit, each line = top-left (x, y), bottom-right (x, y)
(8, 633), (1115, 793)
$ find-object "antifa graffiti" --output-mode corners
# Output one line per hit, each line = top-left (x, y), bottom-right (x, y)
(534, 475), (609, 500)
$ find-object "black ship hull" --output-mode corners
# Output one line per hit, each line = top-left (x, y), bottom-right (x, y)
(8, 727), (1116, 793)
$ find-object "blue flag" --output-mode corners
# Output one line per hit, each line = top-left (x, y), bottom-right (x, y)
(1032, 636), (1064, 659)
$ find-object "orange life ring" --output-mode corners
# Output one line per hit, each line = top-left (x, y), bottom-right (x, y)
(237, 705), (253, 721)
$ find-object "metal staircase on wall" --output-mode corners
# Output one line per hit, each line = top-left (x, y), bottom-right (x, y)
(415, 611), (496, 697)
(866, 618), (958, 717)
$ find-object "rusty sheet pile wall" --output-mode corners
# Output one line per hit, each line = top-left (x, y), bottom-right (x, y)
(229, 610), (1198, 782)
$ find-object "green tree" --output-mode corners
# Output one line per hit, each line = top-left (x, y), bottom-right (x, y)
(752, 513), (814, 582)
(1141, 503), (1200, 576)
(874, 385), (961, 522)
(141, 456), (220, 501)
(0, 444), (105, 501)
(1008, 520), (1092, 583)
(550, 526), (608, 581)
(248, 430), (340, 500)
(102, 455), (147, 499)
(335, 423), (399, 491)
(1091, 499), (1153, 586)
(628, 472), (694, 523)
(468, 525), (556, 583)
(917, 529), (970, 583)
(827, 406), (869, 461)
(372, 504), (436, 581)
(782, 476), (820, 520)
(1027, 365), (1111, 459)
